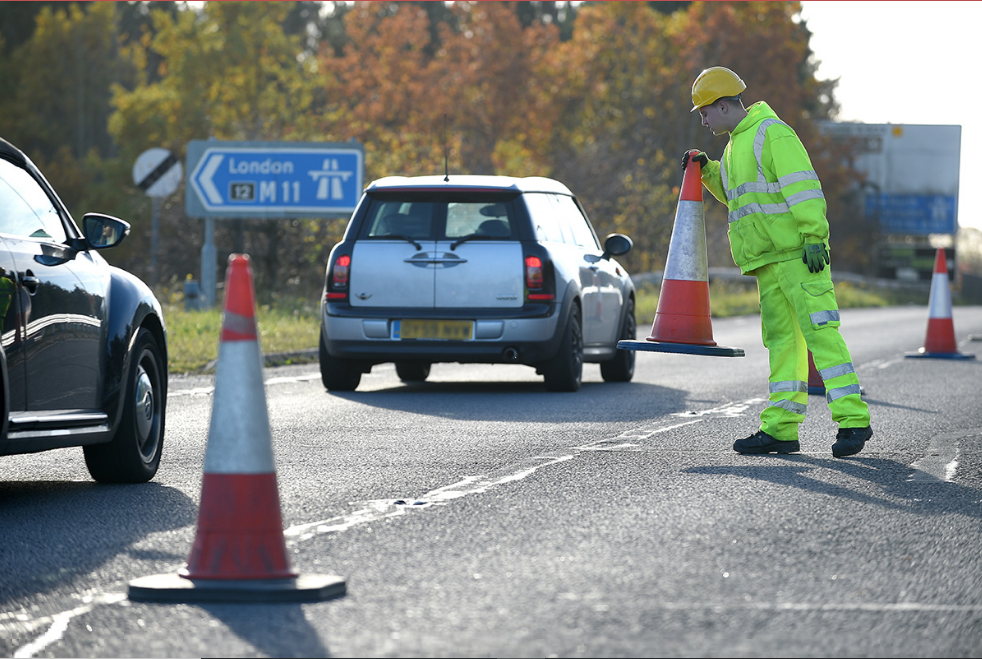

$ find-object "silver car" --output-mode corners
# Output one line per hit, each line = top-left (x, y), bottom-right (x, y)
(319, 175), (635, 392)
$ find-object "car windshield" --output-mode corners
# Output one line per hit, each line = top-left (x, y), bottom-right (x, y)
(361, 197), (516, 241)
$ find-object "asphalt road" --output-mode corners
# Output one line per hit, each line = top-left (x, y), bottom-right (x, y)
(2, 306), (982, 658)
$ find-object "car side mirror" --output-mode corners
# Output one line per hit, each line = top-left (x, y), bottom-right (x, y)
(82, 213), (131, 250)
(601, 233), (632, 260)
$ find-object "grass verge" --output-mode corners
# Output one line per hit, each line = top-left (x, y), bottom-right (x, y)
(165, 278), (928, 374)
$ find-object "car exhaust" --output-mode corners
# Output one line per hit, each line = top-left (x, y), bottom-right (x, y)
(502, 347), (520, 362)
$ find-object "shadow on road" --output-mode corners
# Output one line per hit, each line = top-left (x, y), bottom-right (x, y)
(202, 602), (333, 657)
(684, 455), (982, 520)
(327, 381), (690, 423)
(0, 481), (196, 604)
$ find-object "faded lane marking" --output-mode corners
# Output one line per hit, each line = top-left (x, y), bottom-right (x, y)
(908, 429), (981, 482)
(169, 371), (320, 398)
(9, 593), (126, 659)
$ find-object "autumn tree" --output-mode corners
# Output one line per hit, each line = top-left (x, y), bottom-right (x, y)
(0, 0), (862, 302)
(109, 1), (332, 296)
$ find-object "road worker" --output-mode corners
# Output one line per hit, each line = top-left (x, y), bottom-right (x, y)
(682, 66), (872, 457)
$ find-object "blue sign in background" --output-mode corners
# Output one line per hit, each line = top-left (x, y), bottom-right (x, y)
(186, 140), (363, 218)
(864, 193), (957, 235)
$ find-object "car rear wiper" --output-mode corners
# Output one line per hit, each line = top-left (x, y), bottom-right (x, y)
(450, 234), (497, 250)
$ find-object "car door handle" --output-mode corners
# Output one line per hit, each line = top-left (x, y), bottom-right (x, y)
(21, 272), (40, 295)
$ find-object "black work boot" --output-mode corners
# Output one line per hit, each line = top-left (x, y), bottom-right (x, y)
(733, 430), (800, 454)
(832, 426), (872, 458)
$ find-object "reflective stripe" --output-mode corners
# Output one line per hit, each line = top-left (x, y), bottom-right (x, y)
(722, 120), (785, 202)
(768, 399), (807, 415)
(729, 201), (791, 223)
(826, 383), (862, 403)
(754, 119), (780, 168)
(769, 380), (808, 394)
(732, 180), (783, 197)
(778, 170), (820, 187)
(786, 188), (825, 207)
(819, 362), (855, 380)
(723, 118), (823, 219)
(809, 310), (840, 326)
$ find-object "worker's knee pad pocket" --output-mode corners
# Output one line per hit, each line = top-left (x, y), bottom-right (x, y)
(800, 281), (840, 330)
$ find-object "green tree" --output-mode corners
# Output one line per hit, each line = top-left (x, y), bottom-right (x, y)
(108, 2), (330, 296)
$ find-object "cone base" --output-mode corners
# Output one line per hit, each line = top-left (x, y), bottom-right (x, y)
(127, 572), (346, 603)
(905, 350), (976, 360)
(618, 339), (744, 357)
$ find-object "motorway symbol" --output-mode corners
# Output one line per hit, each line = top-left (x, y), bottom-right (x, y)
(185, 140), (364, 219)
(133, 148), (183, 198)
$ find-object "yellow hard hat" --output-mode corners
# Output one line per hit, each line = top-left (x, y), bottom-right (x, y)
(690, 66), (746, 112)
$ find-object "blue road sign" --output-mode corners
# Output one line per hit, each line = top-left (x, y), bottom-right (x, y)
(185, 140), (364, 218)
(864, 193), (957, 235)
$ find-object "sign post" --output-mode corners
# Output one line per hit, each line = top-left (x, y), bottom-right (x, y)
(185, 140), (364, 306)
(133, 148), (183, 288)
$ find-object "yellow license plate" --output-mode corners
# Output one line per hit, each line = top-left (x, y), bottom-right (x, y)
(399, 319), (473, 340)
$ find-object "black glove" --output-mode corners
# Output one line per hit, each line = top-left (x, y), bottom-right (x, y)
(681, 150), (708, 171)
(802, 243), (830, 273)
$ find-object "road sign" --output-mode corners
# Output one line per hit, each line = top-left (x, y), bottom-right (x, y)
(133, 148), (182, 198)
(185, 140), (364, 218)
(820, 122), (960, 235)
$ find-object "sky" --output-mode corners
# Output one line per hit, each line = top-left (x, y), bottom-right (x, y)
(799, 1), (981, 233)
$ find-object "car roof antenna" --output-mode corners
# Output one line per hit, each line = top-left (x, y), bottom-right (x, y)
(443, 113), (449, 182)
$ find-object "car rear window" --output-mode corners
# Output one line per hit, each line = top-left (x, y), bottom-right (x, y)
(360, 195), (518, 241)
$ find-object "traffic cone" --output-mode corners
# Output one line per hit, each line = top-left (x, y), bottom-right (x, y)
(618, 151), (744, 357)
(905, 248), (975, 360)
(806, 351), (825, 395)
(129, 255), (346, 603)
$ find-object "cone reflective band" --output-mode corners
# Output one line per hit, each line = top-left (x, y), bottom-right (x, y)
(184, 257), (291, 580)
(618, 151), (744, 357)
(906, 248), (975, 360)
(129, 254), (346, 603)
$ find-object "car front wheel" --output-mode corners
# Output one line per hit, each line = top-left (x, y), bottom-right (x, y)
(601, 297), (636, 382)
(542, 304), (583, 392)
(84, 328), (166, 483)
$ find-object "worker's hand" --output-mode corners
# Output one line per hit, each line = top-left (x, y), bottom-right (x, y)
(681, 150), (708, 171)
(802, 243), (830, 273)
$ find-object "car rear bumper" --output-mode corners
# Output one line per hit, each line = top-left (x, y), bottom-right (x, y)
(321, 302), (565, 365)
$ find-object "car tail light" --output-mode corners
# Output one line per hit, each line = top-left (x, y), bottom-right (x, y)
(325, 253), (350, 301)
(525, 255), (553, 301)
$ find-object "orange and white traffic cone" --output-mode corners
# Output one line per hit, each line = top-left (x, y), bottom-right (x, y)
(618, 151), (743, 357)
(905, 248), (975, 361)
(129, 255), (346, 603)
(806, 351), (825, 395)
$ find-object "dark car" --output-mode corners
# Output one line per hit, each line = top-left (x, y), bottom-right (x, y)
(320, 175), (636, 392)
(0, 137), (167, 483)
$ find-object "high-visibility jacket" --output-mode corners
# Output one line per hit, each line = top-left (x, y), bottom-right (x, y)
(701, 101), (829, 274)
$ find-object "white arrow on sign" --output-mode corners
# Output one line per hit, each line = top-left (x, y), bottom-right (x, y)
(197, 154), (224, 205)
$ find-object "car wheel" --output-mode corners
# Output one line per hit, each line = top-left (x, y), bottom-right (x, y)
(543, 303), (583, 392)
(319, 331), (361, 391)
(84, 328), (166, 484)
(601, 297), (636, 382)
(396, 362), (431, 382)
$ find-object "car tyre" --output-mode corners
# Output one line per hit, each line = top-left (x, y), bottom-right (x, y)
(543, 304), (583, 392)
(84, 328), (166, 484)
(601, 297), (636, 382)
(396, 362), (431, 382)
(319, 331), (361, 391)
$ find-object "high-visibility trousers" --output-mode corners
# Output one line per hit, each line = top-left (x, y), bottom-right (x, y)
(755, 260), (870, 441)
